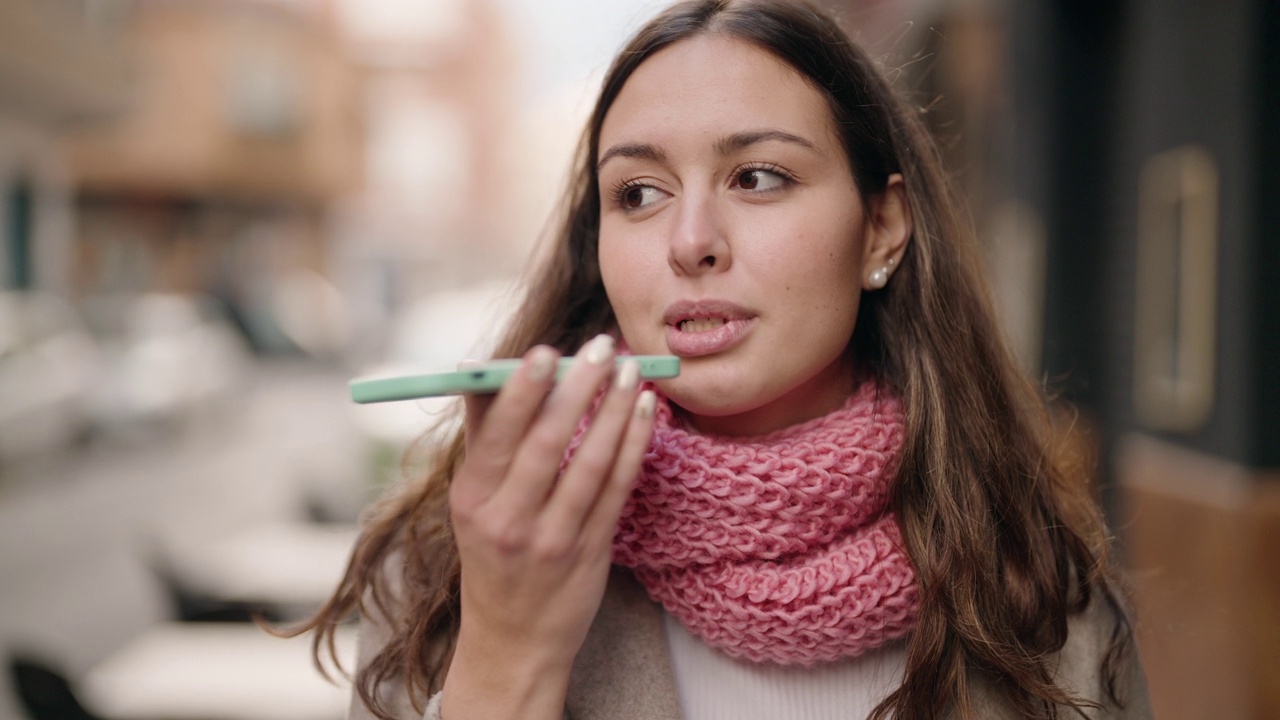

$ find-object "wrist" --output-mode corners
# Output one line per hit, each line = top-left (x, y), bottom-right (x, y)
(441, 627), (573, 720)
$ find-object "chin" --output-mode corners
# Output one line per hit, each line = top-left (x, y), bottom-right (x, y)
(654, 373), (767, 419)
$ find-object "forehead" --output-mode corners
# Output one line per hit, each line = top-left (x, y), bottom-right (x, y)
(599, 34), (841, 153)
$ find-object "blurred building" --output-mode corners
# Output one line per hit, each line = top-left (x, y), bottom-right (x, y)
(39, 0), (523, 363)
(326, 0), (524, 362)
(66, 1), (359, 206)
(0, 0), (131, 295)
(52, 0), (363, 358)
(0, 1), (131, 461)
(0, 0), (526, 461)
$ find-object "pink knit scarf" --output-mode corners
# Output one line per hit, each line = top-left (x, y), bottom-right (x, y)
(598, 380), (919, 666)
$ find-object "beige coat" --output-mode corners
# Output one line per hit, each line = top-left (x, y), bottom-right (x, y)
(350, 567), (1153, 720)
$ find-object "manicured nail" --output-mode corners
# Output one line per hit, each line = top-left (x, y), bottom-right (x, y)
(636, 390), (656, 419)
(527, 347), (556, 382)
(583, 334), (615, 365)
(615, 359), (639, 391)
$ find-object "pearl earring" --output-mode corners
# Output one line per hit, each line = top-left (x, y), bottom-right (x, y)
(868, 266), (890, 289)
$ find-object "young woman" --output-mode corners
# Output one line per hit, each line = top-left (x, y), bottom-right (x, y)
(298, 1), (1152, 718)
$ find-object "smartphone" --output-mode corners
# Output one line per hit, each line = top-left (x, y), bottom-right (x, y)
(349, 355), (680, 404)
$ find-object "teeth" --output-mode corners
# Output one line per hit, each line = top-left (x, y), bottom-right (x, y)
(679, 318), (726, 333)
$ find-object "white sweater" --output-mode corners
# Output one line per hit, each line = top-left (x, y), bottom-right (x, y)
(664, 613), (907, 720)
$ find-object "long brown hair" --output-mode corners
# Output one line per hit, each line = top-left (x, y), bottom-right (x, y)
(293, 2), (1135, 718)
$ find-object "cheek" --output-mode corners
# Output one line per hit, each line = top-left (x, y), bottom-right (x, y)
(772, 233), (862, 303)
(599, 238), (651, 334)
(599, 238), (629, 290)
(777, 233), (864, 342)
(600, 227), (666, 290)
(598, 232), (625, 292)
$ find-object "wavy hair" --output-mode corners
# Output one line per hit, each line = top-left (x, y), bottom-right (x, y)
(290, 2), (1135, 718)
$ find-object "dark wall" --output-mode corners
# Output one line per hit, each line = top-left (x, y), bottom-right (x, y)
(1253, 0), (1280, 468)
(1012, 0), (1279, 472)
(1008, 0), (1126, 521)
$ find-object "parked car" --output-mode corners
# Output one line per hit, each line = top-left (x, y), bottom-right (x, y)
(0, 291), (102, 463)
(79, 293), (252, 435)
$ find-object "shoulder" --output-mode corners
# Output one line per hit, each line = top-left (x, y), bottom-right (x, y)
(969, 591), (1154, 719)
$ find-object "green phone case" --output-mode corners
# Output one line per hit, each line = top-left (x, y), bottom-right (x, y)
(349, 355), (680, 404)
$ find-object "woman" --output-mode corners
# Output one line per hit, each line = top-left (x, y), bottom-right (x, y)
(298, 1), (1152, 718)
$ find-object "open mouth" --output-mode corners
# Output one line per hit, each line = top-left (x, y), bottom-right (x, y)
(662, 300), (756, 357)
(665, 316), (754, 357)
(677, 318), (727, 333)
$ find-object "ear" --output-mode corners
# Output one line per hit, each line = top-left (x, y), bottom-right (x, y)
(861, 173), (912, 291)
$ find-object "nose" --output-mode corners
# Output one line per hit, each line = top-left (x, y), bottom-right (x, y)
(667, 193), (731, 276)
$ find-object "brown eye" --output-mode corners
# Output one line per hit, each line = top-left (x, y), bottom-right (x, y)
(623, 186), (646, 208)
(734, 168), (787, 192)
(619, 185), (663, 210)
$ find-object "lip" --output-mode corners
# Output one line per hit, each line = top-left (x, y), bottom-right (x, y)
(662, 299), (757, 357)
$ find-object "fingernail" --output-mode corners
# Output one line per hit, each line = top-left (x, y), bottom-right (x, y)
(583, 334), (615, 365)
(615, 359), (639, 391)
(636, 390), (656, 419)
(527, 347), (556, 382)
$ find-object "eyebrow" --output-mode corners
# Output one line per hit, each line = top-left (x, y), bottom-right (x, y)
(716, 129), (818, 155)
(597, 128), (817, 172)
(597, 142), (667, 171)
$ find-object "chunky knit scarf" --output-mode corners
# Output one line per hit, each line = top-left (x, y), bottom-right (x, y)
(584, 380), (919, 666)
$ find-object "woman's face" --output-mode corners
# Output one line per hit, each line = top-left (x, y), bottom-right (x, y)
(597, 35), (880, 436)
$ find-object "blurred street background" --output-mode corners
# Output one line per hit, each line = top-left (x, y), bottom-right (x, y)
(0, 1), (1276, 719)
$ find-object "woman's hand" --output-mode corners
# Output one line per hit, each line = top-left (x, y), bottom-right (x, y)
(440, 334), (655, 720)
